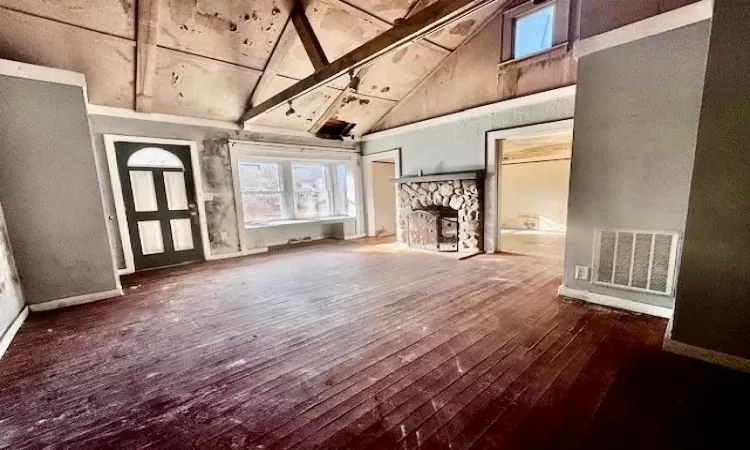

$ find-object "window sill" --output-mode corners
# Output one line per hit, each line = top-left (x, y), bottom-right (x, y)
(245, 216), (355, 229)
(498, 43), (570, 71)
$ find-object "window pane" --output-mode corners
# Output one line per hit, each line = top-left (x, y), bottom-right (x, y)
(242, 192), (283, 223)
(164, 171), (189, 210)
(129, 170), (158, 212)
(294, 192), (330, 218)
(239, 161), (281, 192)
(170, 218), (194, 251)
(137, 220), (164, 255)
(292, 164), (328, 193)
(514, 5), (554, 59)
(346, 167), (357, 217)
(128, 147), (184, 168)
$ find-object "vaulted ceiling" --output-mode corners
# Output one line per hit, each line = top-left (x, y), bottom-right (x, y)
(0, 0), (504, 136)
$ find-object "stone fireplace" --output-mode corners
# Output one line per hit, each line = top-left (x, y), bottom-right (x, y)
(396, 171), (484, 253)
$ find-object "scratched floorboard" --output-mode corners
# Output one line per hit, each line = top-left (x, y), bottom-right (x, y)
(6, 238), (736, 449)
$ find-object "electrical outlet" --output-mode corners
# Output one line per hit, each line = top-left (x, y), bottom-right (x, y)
(575, 266), (590, 281)
(220, 231), (228, 242)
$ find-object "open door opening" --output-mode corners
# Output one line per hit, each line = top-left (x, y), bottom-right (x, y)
(371, 158), (397, 238)
(498, 131), (572, 261)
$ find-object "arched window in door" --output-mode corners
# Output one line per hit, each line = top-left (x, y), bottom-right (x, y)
(127, 147), (185, 169)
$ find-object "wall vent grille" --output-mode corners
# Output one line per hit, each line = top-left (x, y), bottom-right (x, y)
(592, 229), (679, 296)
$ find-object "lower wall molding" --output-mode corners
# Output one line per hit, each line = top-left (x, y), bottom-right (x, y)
(343, 233), (367, 240)
(0, 306), (29, 359)
(557, 286), (673, 319)
(28, 289), (124, 312)
(664, 339), (750, 374)
(205, 247), (269, 261)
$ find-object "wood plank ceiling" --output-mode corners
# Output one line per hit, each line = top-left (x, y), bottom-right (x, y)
(0, 0), (502, 136)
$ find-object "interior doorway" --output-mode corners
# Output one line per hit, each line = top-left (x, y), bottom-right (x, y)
(498, 131), (573, 260)
(363, 150), (401, 238)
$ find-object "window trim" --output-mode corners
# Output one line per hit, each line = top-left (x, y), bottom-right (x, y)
(229, 140), (362, 253)
(501, 0), (570, 63)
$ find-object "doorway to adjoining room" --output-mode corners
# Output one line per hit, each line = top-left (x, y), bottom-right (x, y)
(499, 131), (572, 261)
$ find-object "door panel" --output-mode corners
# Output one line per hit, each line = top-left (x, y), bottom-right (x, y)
(115, 142), (204, 270)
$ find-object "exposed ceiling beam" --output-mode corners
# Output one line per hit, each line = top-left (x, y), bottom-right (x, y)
(325, 0), (451, 54)
(239, 0), (496, 125)
(135, 0), (161, 112)
(290, 1), (329, 70)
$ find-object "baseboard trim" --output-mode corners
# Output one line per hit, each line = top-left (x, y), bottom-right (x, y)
(557, 286), (673, 319)
(205, 248), (269, 261)
(664, 339), (750, 374)
(0, 306), (29, 359)
(28, 289), (124, 312)
(343, 233), (367, 240)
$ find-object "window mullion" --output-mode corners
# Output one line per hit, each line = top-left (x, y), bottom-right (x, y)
(326, 164), (337, 216)
(280, 162), (295, 220)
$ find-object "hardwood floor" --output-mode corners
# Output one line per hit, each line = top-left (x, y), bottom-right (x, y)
(1, 239), (746, 449)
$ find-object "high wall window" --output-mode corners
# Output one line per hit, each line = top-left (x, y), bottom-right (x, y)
(237, 159), (353, 225)
(502, 0), (569, 62)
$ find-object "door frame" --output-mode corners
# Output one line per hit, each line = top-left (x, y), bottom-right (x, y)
(104, 135), (210, 275)
(362, 149), (401, 238)
(484, 119), (574, 254)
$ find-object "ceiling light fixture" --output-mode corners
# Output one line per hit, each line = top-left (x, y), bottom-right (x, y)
(348, 70), (361, 91)
(285, 101), (295, 116)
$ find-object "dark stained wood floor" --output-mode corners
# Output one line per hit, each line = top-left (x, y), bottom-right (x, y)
(1, 239), (748, 449)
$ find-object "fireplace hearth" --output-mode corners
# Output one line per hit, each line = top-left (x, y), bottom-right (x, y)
(396, 171), (484, 253)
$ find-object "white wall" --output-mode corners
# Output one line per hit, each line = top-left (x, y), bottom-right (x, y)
(372, 162), (396, 236)
(500, 159), (571, 231)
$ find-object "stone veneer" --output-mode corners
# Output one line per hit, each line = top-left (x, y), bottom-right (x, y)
(397, 178), (483, 252)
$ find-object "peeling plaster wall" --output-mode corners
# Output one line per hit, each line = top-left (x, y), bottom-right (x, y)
(564, 21), (710, 309)
(0, 201), (23, 343)
(0, 76), (118, 305)
(374, 14), (577, 132)
(88, 115), (356, 268)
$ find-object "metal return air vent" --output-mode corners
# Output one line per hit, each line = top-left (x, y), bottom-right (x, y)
(593, 229), (680, 296)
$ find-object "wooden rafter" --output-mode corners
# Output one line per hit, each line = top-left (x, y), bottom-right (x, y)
(135, 0), (161, 112)
(239, 0), (496, 125)
(291, 1), (329, 70)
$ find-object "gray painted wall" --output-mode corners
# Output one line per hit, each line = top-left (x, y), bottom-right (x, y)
(672, 0), (750, 359)
(362, 96), (576, 173)
(564, 22), (711, 308)
(0, 201), (23, 340)
(88, 115), (356, 268)
(0, 76), (118, 304)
